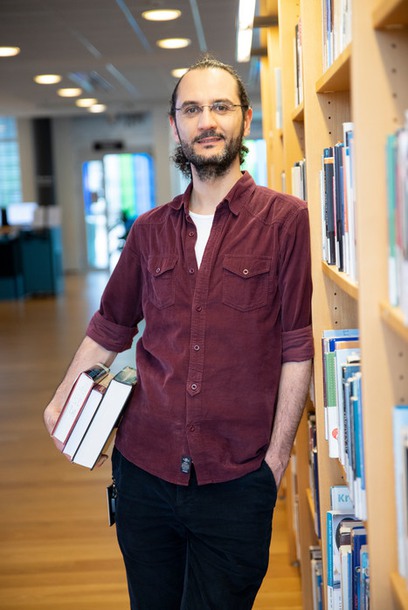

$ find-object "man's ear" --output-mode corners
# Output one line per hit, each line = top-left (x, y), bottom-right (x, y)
(169, 116), (181, 143)
(243, 107), (253, 138)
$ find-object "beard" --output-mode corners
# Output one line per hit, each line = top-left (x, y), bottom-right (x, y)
(172, 125), (247, 181)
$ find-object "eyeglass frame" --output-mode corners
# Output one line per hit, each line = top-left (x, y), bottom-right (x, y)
(174, 101), (249, 118)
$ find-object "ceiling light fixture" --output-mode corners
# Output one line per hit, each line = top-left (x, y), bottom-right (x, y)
(236, 0), (256, 62)
(57, 87), (82, 97)
(88, 103), (107, 113)
(171, 68), (188, 79)
(34, 74), (62, 85)
(156, 38), (191, 50)
(142, 9), (181, 22)
(76, 98), (98, 108)
(0, 46), (20, 57)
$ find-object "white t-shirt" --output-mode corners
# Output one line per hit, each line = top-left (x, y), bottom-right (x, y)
(189, 211), (215, 268)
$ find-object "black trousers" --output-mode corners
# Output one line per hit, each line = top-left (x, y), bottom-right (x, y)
(112, 448), (277, 610)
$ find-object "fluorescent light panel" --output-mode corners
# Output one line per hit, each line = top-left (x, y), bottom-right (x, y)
(142, 9), (181, 21)
(0, 46), (20, 57)
(236, 0), (256, 62)
(157, 38), (191, 49)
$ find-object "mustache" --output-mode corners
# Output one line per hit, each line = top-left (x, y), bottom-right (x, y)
(193, 130), (226, 144)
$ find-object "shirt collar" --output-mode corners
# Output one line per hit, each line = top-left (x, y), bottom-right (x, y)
(169, 171), (256, 216)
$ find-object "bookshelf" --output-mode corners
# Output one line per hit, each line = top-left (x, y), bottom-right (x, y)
(259, 0), (408, 608)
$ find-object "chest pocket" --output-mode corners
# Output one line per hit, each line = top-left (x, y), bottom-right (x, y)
(222, 255), (271, 312)
(147, 255), (178, 309)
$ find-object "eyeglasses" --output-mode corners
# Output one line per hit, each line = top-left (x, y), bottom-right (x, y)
(175, 102), (248, 118)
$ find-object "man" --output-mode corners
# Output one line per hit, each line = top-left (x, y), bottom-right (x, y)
(44, 56), (313, 610)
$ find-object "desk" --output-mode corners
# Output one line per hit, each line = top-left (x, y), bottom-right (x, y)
(0, 228), (63, 299)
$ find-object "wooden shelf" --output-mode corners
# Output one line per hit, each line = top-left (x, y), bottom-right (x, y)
(380, 301), (408, 342)
(373, 0), (408, 29)
(391, 572), (408, 610)
(316, 44), (351, 93)
(321, 261), (359, 300)
(292, 102), (304, 123)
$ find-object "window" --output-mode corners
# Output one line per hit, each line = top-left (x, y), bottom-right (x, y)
(0, 117), (22, 208)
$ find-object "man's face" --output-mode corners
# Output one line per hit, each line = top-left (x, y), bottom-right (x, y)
(170, 68), (252, 180)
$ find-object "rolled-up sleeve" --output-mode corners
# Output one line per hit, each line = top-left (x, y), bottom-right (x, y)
(85, 228), (142, 353)
(86, 311), (137, 352)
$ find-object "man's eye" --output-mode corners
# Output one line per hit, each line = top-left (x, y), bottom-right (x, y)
(213, 103), (230, 113)
(184, 105), (200, 115)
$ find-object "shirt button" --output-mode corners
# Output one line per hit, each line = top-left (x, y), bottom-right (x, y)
(189, 268), (195, 274)
(190, 425), (195, 432)
(243, 268), (249, 275)
(193, 344), (200, 351)
(196, 305), (202, 312)
(189, 231), (195, 237)
(191, 383), (198, 391)
(155, 267), (161, 274)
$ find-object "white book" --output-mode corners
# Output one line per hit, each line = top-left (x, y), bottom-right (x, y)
(63, 374), (113, 459)
(72, 366), (137, 469)
(52, 364), (109, 444)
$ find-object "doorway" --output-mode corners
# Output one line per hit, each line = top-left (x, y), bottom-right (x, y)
(82, 152), (155, 271)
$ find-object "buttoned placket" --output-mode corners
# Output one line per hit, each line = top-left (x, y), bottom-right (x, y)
(184, 206), (228, 458)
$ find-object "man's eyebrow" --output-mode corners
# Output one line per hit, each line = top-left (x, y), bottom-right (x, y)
(178, 98), (235, 107)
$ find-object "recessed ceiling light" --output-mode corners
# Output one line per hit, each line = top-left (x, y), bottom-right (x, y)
(34, 74), (62, 85)
(142, 9), (181, 21)
(57, 87), (82, 97)
(171, 68), (188, 79)
(88, 103), (107, 113)
(157, 38), (191, 50)
(75, 98), (98, 108)
(0, 46), (20, 57)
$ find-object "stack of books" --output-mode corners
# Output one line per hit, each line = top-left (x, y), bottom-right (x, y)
(52, 363), (137, 469)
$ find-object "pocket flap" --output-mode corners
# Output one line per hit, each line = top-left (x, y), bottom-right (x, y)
(223, 256), (270, 279)
(147, 255), (178, 277)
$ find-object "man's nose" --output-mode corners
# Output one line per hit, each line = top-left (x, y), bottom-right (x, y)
(197, 106), (217, 129)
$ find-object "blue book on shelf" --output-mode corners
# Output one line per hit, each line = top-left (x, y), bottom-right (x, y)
(351, 527), (367, 610)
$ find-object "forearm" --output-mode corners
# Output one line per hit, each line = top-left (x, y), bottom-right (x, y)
(265, 359), (312, 487)
(43, 335), (117, 438)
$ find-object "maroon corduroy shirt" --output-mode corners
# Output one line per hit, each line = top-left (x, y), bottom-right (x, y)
(86, 172), (314, 485)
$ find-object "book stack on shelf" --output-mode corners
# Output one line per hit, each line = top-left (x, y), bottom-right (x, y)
(310, 545), (323, 610)
(52, 364), (137, 469)
(294, 18), (303, 107)
(308, 412), (321, 540)
(291, 158), (307, 200)
(393, 406), (408, 586)
(326, 485), (369, 610)
(386, 115), (408, 323)
(320, 122), (357, 281)
(260, 0), (408, 607)
(322, 0), (352, 71)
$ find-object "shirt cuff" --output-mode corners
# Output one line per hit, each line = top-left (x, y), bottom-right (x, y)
(86, 311), (137, 352)
(282, 325), (314, 362)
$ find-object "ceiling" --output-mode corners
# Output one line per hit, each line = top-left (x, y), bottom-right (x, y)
(0, 0), (266, 119)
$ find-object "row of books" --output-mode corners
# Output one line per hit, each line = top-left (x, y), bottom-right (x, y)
(294, 18), (303, 107)
(291, 158), (307, 201)
(393, 405), (408, 583)
(310, 545), (323, 610)
(327, 485), (369, 610)
(321, 328), (366, 520)
(320, 122), (357, 282)
(52, 363), (137, 469)
(386, 116), (408, 324)
(322, 0), (352, 71)
(308, 412), (321, 540)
